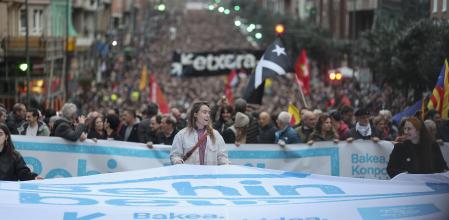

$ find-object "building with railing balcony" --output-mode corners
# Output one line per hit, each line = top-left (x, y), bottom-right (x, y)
(0, 0), (73, 109)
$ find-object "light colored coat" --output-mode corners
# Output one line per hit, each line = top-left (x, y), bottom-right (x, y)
(170, 127), (230, 165)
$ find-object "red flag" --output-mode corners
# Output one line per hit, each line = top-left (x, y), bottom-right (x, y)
(149, 74), (169, 114)
(225, 70), (237, 105)
(294, 49), (311, 96)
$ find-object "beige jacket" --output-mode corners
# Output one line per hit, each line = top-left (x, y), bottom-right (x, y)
(170, 127), (230, 165)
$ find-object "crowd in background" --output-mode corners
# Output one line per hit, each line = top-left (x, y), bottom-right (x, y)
(63, 10), (410, 119)
(1, 9), (448, 181)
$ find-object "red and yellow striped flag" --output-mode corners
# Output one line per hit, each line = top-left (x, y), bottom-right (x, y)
(427, 59), (449, 119)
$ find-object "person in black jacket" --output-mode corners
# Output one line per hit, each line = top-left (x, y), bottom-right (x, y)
(53, 103), (87, 142)
(6, 103), (27, 134)
(256, 111), (276, 143)
(234, 98), (259, 143)
(104, 113), (120, 140)
(347, 108), (381, 143)
(0, 123), (42, 181)
(223, 112), (250, 145)
(117, 109), (140, 142)
(153, 115), (178, 145)
(87, 116), (107, 140)
(212, 105), (234, 135)
(387, 117), (448, 178)
(137, 102), (159, 143)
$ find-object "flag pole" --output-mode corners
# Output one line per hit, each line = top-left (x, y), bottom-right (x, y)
(295, 75), (309, 109)
(421, 93), (427, 121)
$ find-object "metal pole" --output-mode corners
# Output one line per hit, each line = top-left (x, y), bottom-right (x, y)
(66, 0), (69, 99)
(47, 59), (54, 107)
(297, 83), (309, 109)
(352, 0), (356, 40)
(25, 0), (30, 106)
(62, 0), (69, 101)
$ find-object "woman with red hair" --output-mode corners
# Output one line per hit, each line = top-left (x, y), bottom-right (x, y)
(387, 117), (448, 178)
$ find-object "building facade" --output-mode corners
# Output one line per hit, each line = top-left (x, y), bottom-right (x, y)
(0, 0), (146, 109)
(431, 0), (449, 19)
(0, 0), (67, 109)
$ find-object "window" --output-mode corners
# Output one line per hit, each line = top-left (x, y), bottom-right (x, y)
(433, 0), (438, 13)
(19, 7), (43, 35)
(32, 9), (43, 34)
(19, 9), (27, 33)
(443, 0), (447, 12)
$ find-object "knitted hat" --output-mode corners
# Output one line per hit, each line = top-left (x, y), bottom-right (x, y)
(234, 112), (249, 128)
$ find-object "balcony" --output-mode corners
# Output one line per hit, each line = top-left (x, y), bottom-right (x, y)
(3, 36), (64, 59)
(73, 0), (98, 11)
(75, 36), (94, 51)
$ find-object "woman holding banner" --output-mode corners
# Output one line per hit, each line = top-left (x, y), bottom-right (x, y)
(307, 114), (339, 145)
(170, 101), (230, 165)
(0, 123), (43, 181)
(387, 117), (448, 178)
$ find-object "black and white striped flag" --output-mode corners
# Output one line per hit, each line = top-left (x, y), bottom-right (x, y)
(243, 38), (292, 104)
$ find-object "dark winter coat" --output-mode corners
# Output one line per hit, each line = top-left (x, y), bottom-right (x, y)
(0, 149), (37, 181)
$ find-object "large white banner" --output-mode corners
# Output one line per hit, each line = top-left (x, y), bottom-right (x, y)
(0, 165), (448, 219)
(12, 136), (449, 180)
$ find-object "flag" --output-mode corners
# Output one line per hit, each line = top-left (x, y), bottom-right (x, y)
(288, 103), (301, 126)
(149, 74), (169, 114)
(427, 59), (449, 119)
(225, 70), (237, 105)
(392, 99), (422, 125)
(139, 65), (148, 91)
(294, 49), (311, 96)
(243, 38), (292, 104)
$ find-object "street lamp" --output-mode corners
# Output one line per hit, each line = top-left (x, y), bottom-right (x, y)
(19, 63), (29, 72)
(275, 24), (285, 35)
(234, 20), (241, 27)
(157, 4), (166, 12)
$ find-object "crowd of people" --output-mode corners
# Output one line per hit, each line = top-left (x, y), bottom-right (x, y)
(0, 9), (448, 181)
(1, 94), (448, 179)
(66, 9), (412, 121)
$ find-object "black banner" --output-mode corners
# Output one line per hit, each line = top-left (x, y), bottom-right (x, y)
(171, 50), (263, 77)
